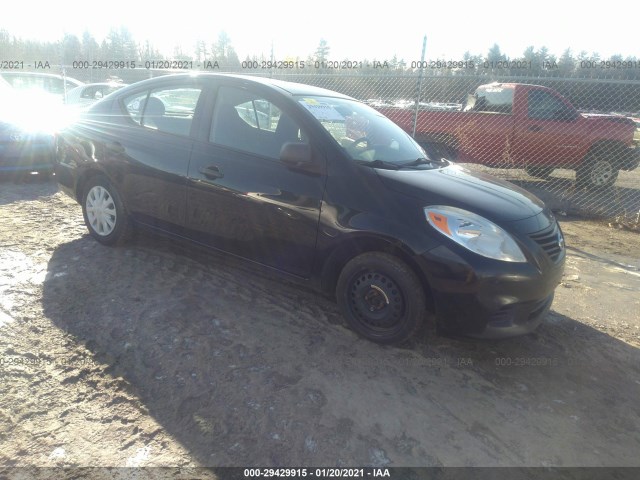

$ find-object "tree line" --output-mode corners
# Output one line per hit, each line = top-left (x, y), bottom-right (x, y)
(2, 30), (639, 111)
(2, 29), (639, 81)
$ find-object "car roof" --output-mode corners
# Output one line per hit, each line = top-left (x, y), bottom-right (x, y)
(121, 73), (354, 100)
(220, 74), (352, 98)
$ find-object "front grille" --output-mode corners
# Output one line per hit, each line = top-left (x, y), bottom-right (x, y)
(486, 294), (553, 328)
(487, 306), (515, 327)
(530, 222), (564, 262)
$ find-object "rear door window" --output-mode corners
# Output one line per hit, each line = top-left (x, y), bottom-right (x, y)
(123, 87), (202, 136)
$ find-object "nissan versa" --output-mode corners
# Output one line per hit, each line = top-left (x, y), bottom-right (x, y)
(54, 74), (566, 344)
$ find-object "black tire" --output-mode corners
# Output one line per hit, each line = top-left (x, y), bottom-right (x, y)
(576, 155), (619, 189)
(525, 165), (554, 179)
(336, 252), (426, 344)
(81, 175), (132, 246)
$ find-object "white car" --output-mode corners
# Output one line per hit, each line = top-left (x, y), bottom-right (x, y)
(65, 82), (127, 106)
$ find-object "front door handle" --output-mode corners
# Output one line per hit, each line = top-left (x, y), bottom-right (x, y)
(199, 165), (223, 180)
(528, 125), (543, 132)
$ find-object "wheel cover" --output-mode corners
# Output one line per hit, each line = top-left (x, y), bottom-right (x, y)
(590, 160), (614, 186)
(86, 185), (117, 236)
(348, 271), (405, 332)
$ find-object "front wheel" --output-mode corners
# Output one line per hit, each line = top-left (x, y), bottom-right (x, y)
(82, 175), (132, 245)
(336, 252), (426, 344)
(576, 156), (619, 188)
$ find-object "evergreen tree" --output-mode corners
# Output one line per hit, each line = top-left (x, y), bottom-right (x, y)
(314, 39), (330, 62)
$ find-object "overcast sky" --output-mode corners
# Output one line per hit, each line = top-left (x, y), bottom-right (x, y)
(2, 0), (637, 61)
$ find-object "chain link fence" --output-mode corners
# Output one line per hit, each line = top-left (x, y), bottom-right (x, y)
(265, 72), (640, 227)
(4, 66), (639, 226)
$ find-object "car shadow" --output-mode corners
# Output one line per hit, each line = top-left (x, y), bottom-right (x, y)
(41, 232), (640, 467)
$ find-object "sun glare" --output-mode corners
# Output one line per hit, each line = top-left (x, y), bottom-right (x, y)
(2, 0), (636, 61)
(0, 87), (78, 134)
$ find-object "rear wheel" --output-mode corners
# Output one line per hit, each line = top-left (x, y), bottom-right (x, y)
(336, 252), (426, 344)
(576, 156), (619, 188)
(81, 175), (132, 245)
(525, 165), (554, 179)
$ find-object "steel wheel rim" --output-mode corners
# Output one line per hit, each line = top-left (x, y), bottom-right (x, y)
(348, 271), (405, 332)
(86, 185), (117, 236)
(591, 160), (613, 186)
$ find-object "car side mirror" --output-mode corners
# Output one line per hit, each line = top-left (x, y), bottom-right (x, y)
(280, 142), (324, 175)
(280, 142), (312, 166)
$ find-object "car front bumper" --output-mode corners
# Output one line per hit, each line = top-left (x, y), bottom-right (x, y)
(415, 232), (565, 339)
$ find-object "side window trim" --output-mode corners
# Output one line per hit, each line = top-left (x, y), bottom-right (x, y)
(120, 89), (149, 126)
(251, 101), (261, 129)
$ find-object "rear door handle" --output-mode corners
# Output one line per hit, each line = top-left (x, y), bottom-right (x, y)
(528, 125), (543, 132)
(199, 165), (223, 180)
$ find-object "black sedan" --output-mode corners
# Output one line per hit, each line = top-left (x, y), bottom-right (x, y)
(55, 73), (565, 344)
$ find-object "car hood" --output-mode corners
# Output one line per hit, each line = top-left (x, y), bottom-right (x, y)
(581, 112), (631, 122)
(375, 164), (545, 222)
(581, 113), (636, 129)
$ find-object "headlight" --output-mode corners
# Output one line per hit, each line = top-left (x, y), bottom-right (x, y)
(424, 206), (526, 262)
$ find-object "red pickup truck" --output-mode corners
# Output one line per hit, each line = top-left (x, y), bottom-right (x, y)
(379, 83), (639, 188)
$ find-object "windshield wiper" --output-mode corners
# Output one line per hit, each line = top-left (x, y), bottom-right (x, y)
(399, 157), (449, 169)
(355, 159), (401, 170)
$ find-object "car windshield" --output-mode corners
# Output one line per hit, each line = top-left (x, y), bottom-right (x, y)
(298, 96), (436, 168)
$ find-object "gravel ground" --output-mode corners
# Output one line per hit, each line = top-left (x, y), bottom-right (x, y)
(1, 177), (639, 470)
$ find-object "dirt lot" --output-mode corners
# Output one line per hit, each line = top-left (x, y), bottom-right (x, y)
(1, 178), (639, 469)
